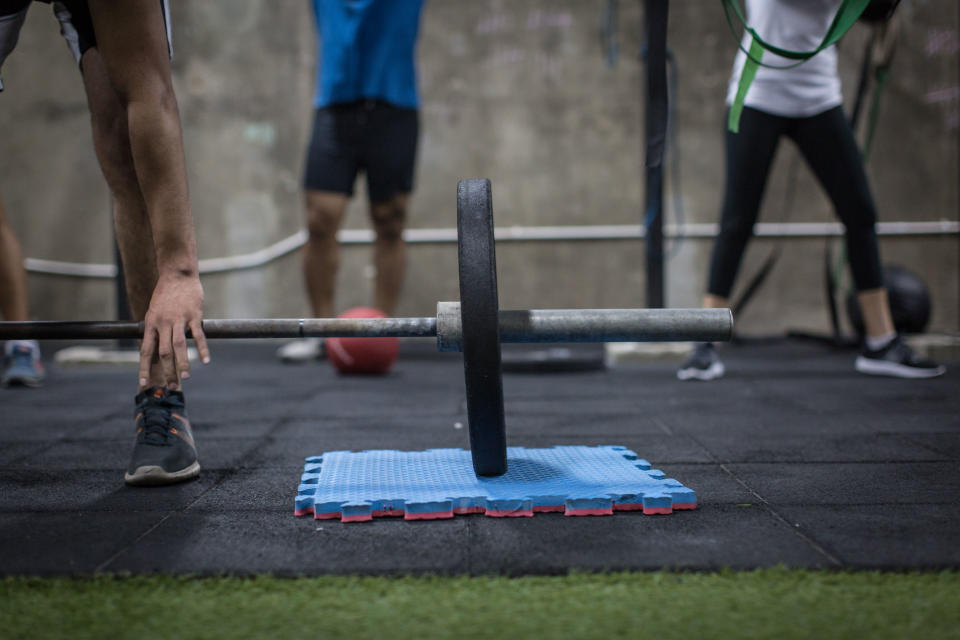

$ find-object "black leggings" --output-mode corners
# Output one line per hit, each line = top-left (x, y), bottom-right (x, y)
(707, 105), (883, 298)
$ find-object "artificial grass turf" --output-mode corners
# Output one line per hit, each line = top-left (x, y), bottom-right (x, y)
(2, 569), (958, 640)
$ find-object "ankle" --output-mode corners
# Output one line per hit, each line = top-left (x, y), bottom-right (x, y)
(865, 331), (896, 351)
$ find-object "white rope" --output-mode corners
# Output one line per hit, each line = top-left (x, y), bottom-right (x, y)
(23, 220), (960, 279)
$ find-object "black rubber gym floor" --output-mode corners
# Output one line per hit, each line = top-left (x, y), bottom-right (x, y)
(1, 338), (957, 575)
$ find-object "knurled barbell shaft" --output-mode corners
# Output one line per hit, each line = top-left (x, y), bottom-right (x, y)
(0, 317), (439, 341)
(0, 305), (732, 347)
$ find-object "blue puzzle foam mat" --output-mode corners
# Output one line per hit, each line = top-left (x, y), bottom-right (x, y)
(294, 445), (696, 522)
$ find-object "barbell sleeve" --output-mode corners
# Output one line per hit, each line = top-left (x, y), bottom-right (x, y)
(435, 302), (732, 351)
(500, 307), (733, 344)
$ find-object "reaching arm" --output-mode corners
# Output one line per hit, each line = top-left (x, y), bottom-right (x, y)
(87, 0), (210, 389)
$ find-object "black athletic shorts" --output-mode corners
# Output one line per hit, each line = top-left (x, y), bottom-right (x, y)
(303, 99), (419, 203)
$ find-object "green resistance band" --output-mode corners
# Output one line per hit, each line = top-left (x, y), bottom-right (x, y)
(862, 66), (890, 160)
(723, 0), (871, 132)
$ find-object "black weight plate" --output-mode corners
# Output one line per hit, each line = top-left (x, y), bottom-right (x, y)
(457, 179), (507, 476)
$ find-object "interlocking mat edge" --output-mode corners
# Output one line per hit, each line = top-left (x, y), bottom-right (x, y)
(294, 446), (697, 523)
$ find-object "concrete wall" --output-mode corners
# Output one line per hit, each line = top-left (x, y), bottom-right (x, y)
(1, 0), (956, 335)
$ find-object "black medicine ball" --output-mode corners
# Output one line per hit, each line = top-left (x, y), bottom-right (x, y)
(846, 264), (932, 336)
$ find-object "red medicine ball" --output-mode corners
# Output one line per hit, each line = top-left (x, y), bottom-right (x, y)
(327, 307), (399, 375)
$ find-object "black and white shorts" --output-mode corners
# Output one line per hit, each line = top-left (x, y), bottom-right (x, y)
(0, 0), (171, 91)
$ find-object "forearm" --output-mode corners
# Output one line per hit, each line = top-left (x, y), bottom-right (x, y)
(125, 94), (198, 278)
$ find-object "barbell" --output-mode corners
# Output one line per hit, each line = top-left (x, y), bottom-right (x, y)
(0, 306), (730, 344)
(0, 179), (733, 476)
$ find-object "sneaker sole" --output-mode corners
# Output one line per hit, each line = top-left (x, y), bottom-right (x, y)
(276, 348), (325, 363)
(855, 356), (946, 379)
(124, 461), (201, 486)
(676, 361), (725, 381)
(278, 355), (324, 364)
(2, 376), (45, 388)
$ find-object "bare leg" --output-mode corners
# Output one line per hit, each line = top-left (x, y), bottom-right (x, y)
(80, 49), (158, 318)
(369, 193), (408, 315)
(857, 287), (895, 338)
(80, 46), (170, 389)
(0, 199), (29, 321)
(703, 294), (729, 311)
(303, 190), (349, 318)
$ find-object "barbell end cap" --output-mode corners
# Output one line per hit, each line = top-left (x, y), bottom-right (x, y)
(720, 308), (735, 342)
(436, 301), (463, 352)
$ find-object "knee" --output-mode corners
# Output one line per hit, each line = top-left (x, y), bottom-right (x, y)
(847, 208), (878, 233)
(305, 204), (343, 241)
(89, 106), (126, 164)
(89, 108), (141, 200)
(110, 68), (177, 114)
(842, 207), (878, 242)
(716, 217), (753, 245)
(838, 188), (879, 230)
(371, 202), (407, 240)
(844, 220), (877, 242)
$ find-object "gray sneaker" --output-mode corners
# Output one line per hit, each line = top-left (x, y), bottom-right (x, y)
(2, 340), (45, 388)
(125, 387), (200, 486)
(677, 342), (725, 381)
(855, 335), (945, 379)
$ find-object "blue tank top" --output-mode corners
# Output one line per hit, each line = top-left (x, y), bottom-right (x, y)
(312, 0), (424, 109)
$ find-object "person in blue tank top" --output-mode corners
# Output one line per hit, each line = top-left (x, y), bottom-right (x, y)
(279, 0), (425, 363)
(313, 0), (422, 109)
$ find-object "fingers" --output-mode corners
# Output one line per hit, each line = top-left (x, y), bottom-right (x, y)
(173, 324), (190, 382)
(138, 276), (206, 390)
(190, 319), (211, 365)
(157, 324), (178, 390)
(139, 319), (209, 391)
(139, 327), (157, 390)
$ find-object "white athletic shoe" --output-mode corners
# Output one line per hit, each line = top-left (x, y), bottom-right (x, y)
(855, 335), (945, 379)
(276, 338), (325, 363)
(677, 342), (725, 381)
